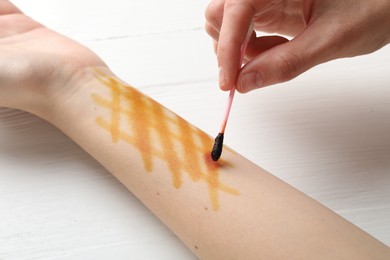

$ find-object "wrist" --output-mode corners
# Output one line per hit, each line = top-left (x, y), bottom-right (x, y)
(35, 66), (110, 124)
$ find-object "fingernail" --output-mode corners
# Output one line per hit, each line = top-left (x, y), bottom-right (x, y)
(239, 71), (263, 92)
(219, 67), (226, 88)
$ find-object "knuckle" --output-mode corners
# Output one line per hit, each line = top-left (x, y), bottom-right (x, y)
(218, 33), (241, 53)
(204, 22), (214, 34)
(216, 40), (230, 55)
(205, 1), (221, 23)
(274, 51), (302, 82)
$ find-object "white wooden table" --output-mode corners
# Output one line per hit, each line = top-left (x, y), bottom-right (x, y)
(1, 1), (389, 259)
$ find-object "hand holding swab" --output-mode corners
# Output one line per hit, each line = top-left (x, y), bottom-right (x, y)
(211, 23), (254, 161)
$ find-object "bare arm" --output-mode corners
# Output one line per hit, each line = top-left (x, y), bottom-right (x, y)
(0, 1), (389, 258)
(34, 67), (387, 259)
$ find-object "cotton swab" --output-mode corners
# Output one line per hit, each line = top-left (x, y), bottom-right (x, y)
(211, 25), (253, 161)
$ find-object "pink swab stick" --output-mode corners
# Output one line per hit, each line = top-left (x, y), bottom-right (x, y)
(219, 25), (253, 133)
(211, 24), (253, 161)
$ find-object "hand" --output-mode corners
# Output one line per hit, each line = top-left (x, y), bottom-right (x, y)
(0, 0), (106, 114)
(205, 0), (390, 93)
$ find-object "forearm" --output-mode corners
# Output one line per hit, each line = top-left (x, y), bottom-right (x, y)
(39, 67), (389, 259)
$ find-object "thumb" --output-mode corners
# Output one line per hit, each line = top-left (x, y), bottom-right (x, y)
(237, 22), (336, 93)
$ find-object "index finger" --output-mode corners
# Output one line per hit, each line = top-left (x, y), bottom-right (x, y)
(217, 0), (257, 90)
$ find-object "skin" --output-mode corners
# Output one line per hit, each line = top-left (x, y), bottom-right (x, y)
(1, 1), (389, 259)
(205, 0), (390, 93)
(0, 0), (106, 114)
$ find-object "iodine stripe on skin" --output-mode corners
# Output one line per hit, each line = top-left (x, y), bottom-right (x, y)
(124, 86), (153, 172)
(91, 70), (240, 210)
(108, 77), (121, 143)
(152, 100), (182, 188)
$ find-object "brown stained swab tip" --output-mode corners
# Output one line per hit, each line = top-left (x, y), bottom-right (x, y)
(210, 87), (234, 161)
(211, 133), (224, 161)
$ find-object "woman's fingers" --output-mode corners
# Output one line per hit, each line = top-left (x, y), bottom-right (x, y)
(216, 0), (258, 90)
(237, 20), (333, 93)
(207, 0), (390, 93)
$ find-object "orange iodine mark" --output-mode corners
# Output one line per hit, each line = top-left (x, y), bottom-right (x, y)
(91, 70), (240, 211)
